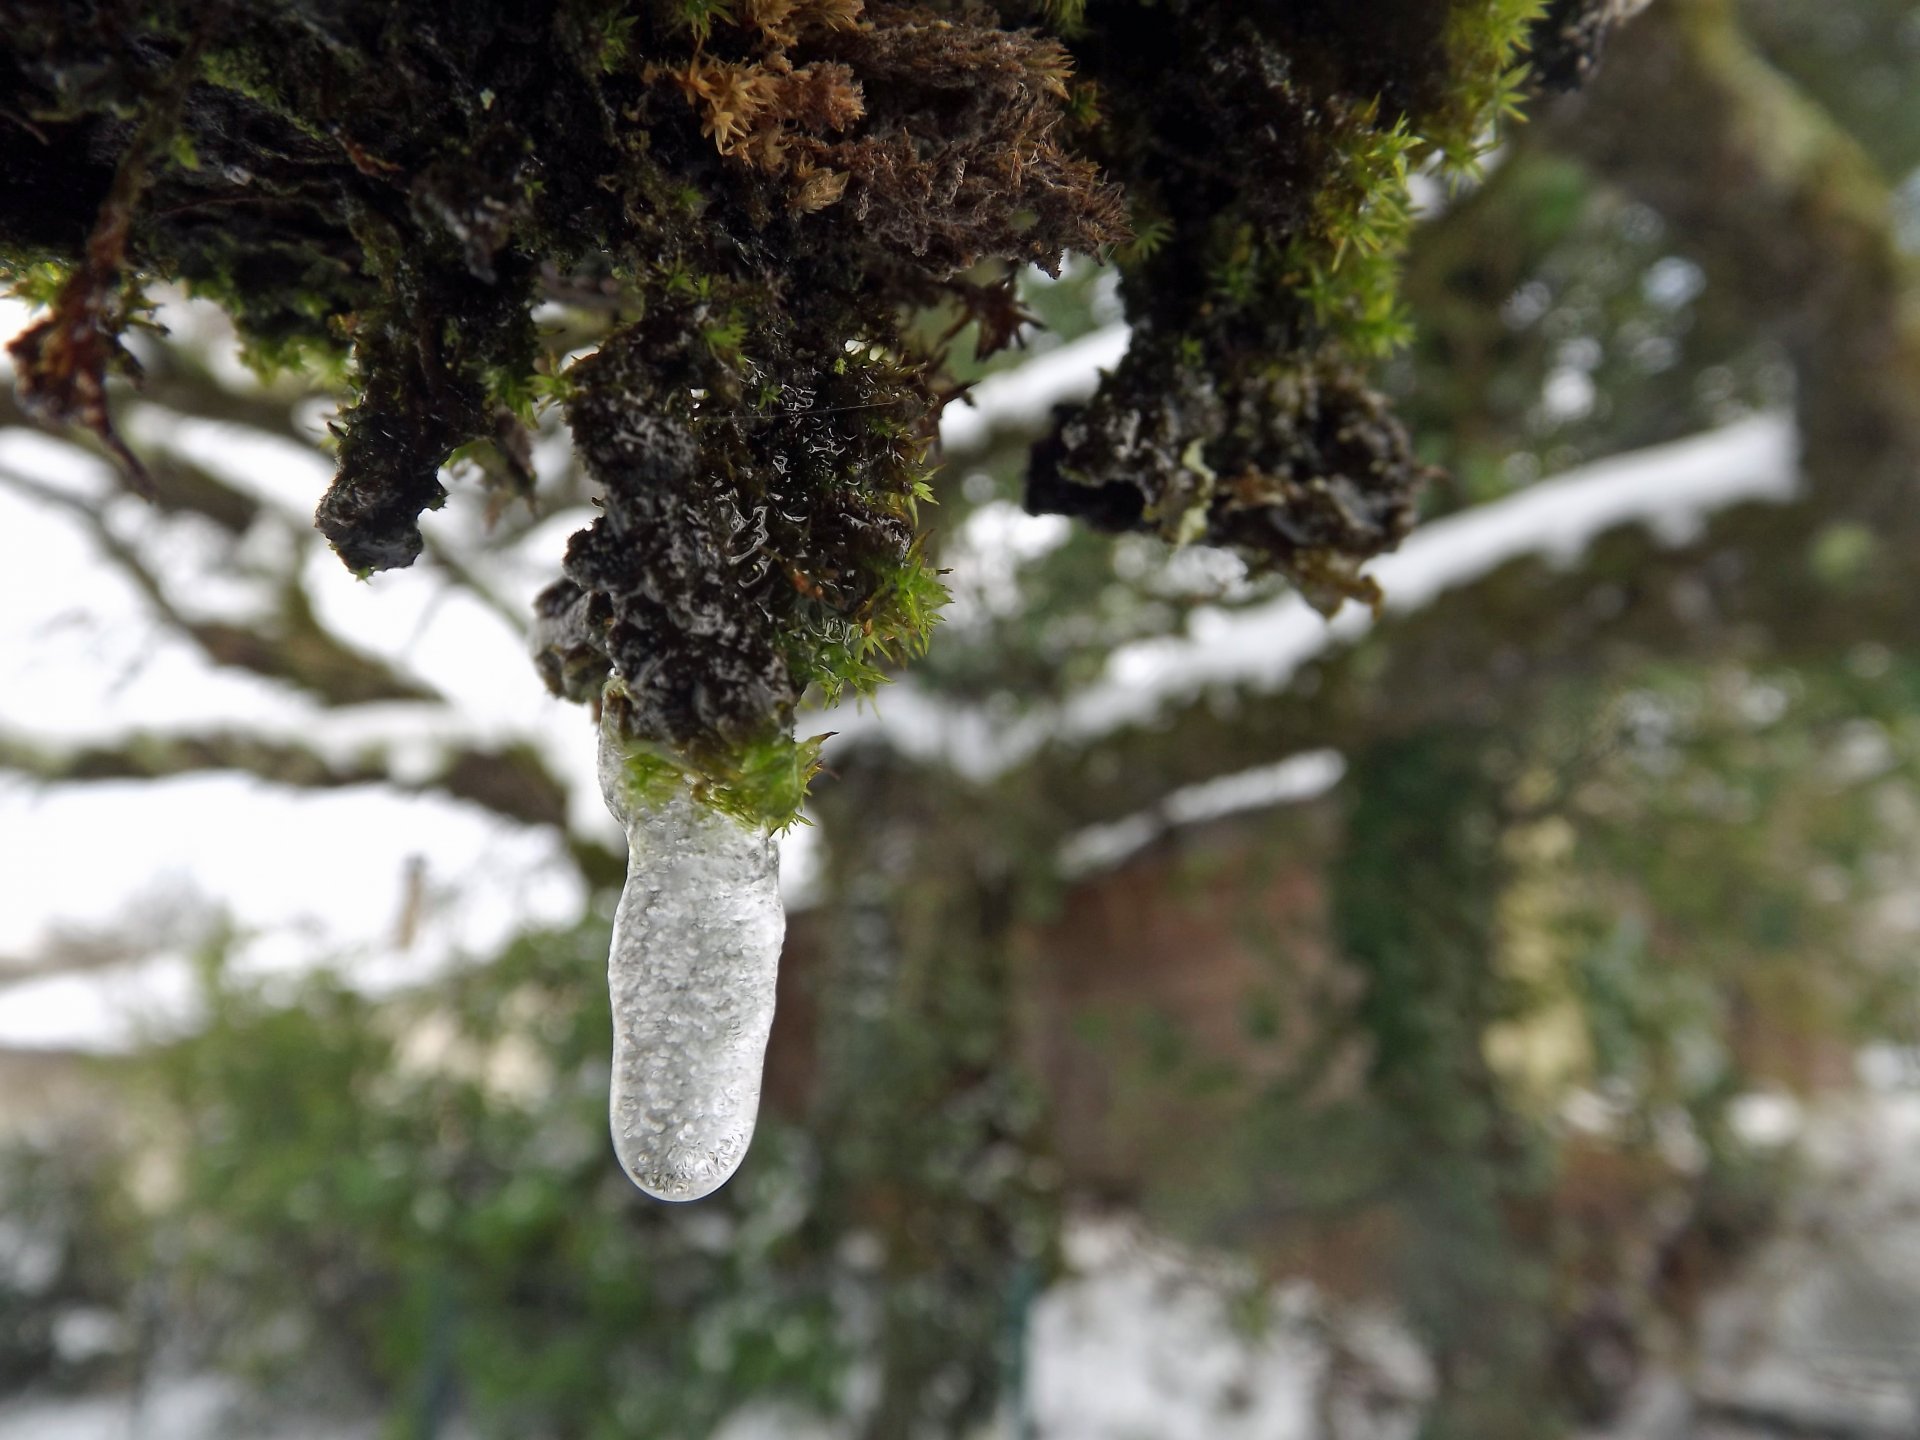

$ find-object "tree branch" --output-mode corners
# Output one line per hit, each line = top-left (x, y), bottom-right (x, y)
(0, 726), (568, 832)
(0, 460), (438, 706)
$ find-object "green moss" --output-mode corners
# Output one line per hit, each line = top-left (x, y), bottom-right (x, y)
(198, 46), (299, 121)
(1281, 2), (1546, 355)
(1286, 107), (1421, 356)
(607, 700), (825, 832)
(1433, 0), (1551, 170)
(0, 259), (74, 308)
(592, 9), (640, 72)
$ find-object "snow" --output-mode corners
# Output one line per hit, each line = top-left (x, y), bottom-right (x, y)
(1053, 811), (1164, 880)
(940, 500), (1073, 629)
(1160, 749), (1347, 827)
(1025, 1217), (1426, 1440)
(776, 818), (826, 911)
(1726, 1090), (1804, 1149)
(1054, 412), (1797, 745)
(0, 774), (583, 1049)
(0, 1217), (1409, 1440)
(11, 1161), (1920, 1440)
(937, 324), (1131, 454)
(599, 723), (786, 1201)
(1026, 1221), (1320, 1440)
(1057, 749), (1345, 878)
(1689, 1078), (1920, 1436)
(0, 1377), (383, 1440)
(709, 1408), (836, 1440)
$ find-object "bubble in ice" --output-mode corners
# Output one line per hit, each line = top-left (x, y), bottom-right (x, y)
(598, 723), (785, 1201)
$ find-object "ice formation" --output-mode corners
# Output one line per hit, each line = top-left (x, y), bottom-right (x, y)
(598, 724), (785, 1201)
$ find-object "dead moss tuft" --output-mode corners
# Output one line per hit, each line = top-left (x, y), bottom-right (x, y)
(1030, 351), (1425, 613)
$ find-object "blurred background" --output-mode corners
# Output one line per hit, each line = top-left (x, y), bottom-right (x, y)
(8, 1), (1920, 1436)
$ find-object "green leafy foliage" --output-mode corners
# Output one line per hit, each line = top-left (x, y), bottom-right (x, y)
(32, 812), (1057, 1437)
(122, 930), (848, 1437)
(667, 0), (735, 44)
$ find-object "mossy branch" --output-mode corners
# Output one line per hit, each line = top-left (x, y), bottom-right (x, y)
(0, 0), (1626, 823)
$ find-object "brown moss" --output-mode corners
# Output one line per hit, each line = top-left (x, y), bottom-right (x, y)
(653, 3), (1123, 268)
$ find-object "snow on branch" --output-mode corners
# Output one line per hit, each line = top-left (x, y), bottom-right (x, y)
(939, 324), (1132, 455)
(840, 414), (1800, 780)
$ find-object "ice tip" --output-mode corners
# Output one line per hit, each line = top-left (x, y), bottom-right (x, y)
(612, 1125), (754, 1202)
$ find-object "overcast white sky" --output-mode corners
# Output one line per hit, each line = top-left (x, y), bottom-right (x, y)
(0, 298), (595, 1043)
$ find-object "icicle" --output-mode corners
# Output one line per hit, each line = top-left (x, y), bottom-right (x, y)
(598, 723), (785, 1201)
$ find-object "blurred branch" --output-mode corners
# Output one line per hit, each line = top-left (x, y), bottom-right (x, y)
(134, 369), (330, 449)
(1005, 491), (1920, 827)
(0, 385), (265, 531)
(0, 460), (438, 706)
(1553, 0), (1920, 520)
(0, 727), (569, 831)
(419, 531), (528, 640)
(0, 723), (625, 889)
(5, 378), (550, 628)
(1694, 1396), (1912, 1440)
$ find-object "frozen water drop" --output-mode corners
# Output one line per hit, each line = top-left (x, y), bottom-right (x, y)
(599, 724), (785, 1201)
